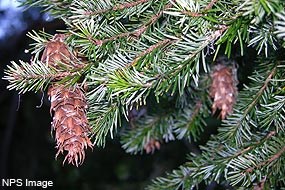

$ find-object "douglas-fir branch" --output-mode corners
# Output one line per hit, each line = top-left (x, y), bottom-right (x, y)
(84, 0), (150, 15)
(88, 3), (172, 46)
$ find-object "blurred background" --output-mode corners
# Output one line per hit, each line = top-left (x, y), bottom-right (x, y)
(0, 0), (193, 189)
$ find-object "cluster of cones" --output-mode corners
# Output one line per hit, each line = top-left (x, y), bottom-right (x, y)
(41, 34), (238, 165)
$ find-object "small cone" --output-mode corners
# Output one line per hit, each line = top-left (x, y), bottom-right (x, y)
(48, 84), (93, 166)
(144, 139), (161, 154)
(210, 63), (238, 120)
(41, 34), (77, 70)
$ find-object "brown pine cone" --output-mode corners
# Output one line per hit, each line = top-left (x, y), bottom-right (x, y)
(41, 33), (92, 166)
(48, 84), (93, 166)
(210, 63), (238, 120)
(41, 34), (76, 70)
(144, 139), (161, 154)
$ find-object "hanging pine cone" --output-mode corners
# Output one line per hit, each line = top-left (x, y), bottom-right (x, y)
(144, 139), (161, 154)
(42, 33), (93, 166)
(41, 34), (71, 67)
(41, 33), (79, 70)
(48, 84), (93, 166)
(209, 61), (238, 120)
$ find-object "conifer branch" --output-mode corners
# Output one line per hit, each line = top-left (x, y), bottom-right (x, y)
(86, 3), (172, 46)
(186, 101), (202, 122)
(86, 25), (227, 106)
(174, 100), (206, 141)
(248, 23), (278, 57)
(180, 11), (203, 17)
(87, 101), (121, 147)
(130, 38), (174, 66)
(232, 131), (277, 158)
(3, 61), (54, 94)
(3, 59), (88, 94)
(121, 113), (176, 154)
(204, 0), (218, 11)
(148, 59), (285, 189)
(219, 62), (280, 145)
(87, 24), (227, 104)
(259, 95), (285, 131)
(148, 130), (284, 189)
(83, 0), (150, 16)
(22, 0), (73, 17)
(274, 11), (285, 43)
(245, 145), (285, 174)
(88, 31), (131, 47)
(121, 102), (205, 154)
(179, 0), (218, 17)
(245, 67), (277, 113)
(122, 88), (209, 153)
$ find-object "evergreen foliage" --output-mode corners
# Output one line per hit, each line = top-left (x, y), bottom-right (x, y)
(3, 0), (285, 189)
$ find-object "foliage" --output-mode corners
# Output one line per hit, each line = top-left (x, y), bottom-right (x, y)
(3, 0), (285, 189)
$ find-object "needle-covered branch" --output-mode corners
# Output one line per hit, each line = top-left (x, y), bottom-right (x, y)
(219, 61), (284, 146)
(148, 59), (285, 189)
(148, 130), (285, 189)
(3, 60), (55, 94)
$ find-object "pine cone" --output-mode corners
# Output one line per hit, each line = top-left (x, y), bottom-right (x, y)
(144, 139), (161, 154)
(48, 84), (93, 166)
(42, 33), (92, 166)
(41, 34), (76, 70)
(210, 63), (238, 120)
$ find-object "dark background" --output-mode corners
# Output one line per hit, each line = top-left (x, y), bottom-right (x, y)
(0, 1), (192, 189)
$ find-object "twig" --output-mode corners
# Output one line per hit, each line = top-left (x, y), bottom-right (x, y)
(245, 145), (285, 173)
(233, 131), (276, 157)
(180, 11), (203, 17)
(129, 39), (175, 66)
(84, 0), (150, 15)
(230, 66), (278, 138)
(205, 0), (218, 11)
(89, 3), (173, 46)
(195, 130), (277, 172)
(186, 101), (202, 128)
(12, 71), (81, 81)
